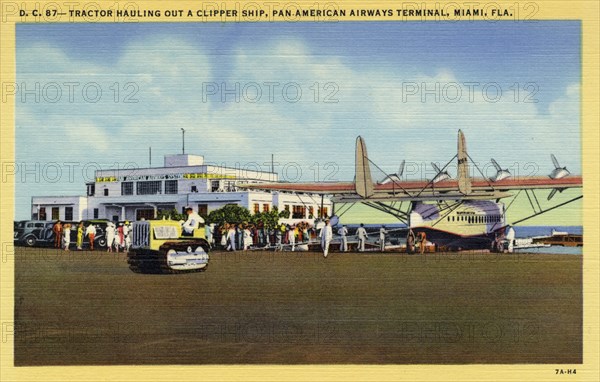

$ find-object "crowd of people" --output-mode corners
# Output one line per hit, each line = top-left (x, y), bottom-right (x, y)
(51, 220), (132, 252)
(52, 214), (430, 256)
(204, 219), (417, 258)
(209, 221), (320, 252)
(104, 221), (133, 252)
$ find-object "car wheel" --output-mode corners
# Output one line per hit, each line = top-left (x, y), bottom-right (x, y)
(97, 238), (107, 248)
(24, 236), (36, 247)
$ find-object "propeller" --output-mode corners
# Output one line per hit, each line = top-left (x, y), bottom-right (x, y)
(490, 158), (511, 182)
(379, 160), (405, 185)
(398, 160), (405, 178)
(549, 154), (570, 179)
(431, 162), (451, 183)
(548, 154), (570, 200)
(547, 188), (565, 200)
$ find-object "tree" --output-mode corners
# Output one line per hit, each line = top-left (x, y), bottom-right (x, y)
(206, 204), (252, 225)
(278, 208), (290, 219)
(156, 208), (186, 221)
(252, 207), (281, 229)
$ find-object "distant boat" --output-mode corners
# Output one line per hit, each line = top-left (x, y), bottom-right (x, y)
(532, 230), (583, 247)
(513, 237), (551, 250)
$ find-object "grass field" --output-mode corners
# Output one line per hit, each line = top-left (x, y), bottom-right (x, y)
(14, 247), (582, 365)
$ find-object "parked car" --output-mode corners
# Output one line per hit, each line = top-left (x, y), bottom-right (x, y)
(14, 219), (109, 249)
(74, 220), (109, 249)
(14, 220), (55, 247)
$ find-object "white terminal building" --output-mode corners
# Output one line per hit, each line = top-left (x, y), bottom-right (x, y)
(31, 154), (333, 222)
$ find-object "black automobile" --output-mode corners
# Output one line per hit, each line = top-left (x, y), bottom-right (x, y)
(14, 219), (109, 248)
(69, 220), (110, 249)
(14, 220), (55, 247)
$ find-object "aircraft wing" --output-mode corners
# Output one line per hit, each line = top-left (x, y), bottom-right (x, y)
(239, 176), (581, 196)
(238, 132), (582, 202)
(239, 181), (357, 194)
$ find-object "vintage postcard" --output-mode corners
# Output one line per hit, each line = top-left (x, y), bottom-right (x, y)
(1, 0), (598, 381)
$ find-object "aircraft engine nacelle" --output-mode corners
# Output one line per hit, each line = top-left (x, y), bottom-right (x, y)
(490, 159), (511, 182)
(550, 168), (570, 180)
(491, 169), (511, 182)
(549, 154), (570, 179)
(432, 172), (451, 183)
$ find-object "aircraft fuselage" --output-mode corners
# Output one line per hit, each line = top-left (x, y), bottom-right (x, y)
(409, 200), (506, 250)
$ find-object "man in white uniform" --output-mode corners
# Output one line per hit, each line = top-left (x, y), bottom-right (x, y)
(321, 219), (333, 258)
(182, 207), (204, 236)
(379, 225), (388, 252)
(356, 223), (368, 252)
(124, 221), (132, 251)
(288, 225), (296, 251)
(338, 225), (348, 252)
(505, 225), (516, 253)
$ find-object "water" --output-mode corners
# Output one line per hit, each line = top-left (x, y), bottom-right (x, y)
(514, 225), (582, 238)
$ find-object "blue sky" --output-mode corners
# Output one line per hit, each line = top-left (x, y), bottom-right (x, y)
(15, 21), (581, 219)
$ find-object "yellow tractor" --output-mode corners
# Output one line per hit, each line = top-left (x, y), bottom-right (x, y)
(127, 219), (210, 274)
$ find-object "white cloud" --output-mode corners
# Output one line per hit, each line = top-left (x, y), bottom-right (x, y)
(15, 34), (581, 218)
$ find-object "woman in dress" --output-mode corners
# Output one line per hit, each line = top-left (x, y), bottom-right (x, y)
(105, 222), (116, 252)
(62, 223), (71, 251)
(76, 222), (84, 250)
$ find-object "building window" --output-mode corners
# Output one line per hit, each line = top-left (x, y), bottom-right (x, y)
(319, 207), (328, 218)
(165, 180), (178, 194)
(308, 206), (314, 218)
(137, 181), (162, 195)
(191, 185), (198, 193)
(86, 183), (95, 196)
(254, 203), (260, 214)
(121, 182), (133, 195)
(211, 180), (220, 192)
(292, 205), (305, 219)
(103, 188), (109, 196)
(226, 181), (236, 192)
(65, 207), (73, 221)
(263, 204), (270, 212)
(198, 204), (208, 216)
(51, 207), (59, 220)
(136, 209), (154, 220)
(93, 208), (99, 219)
(39, 207), (46, 220)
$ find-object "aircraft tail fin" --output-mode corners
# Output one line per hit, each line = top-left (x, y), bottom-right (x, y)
(355, 136), (374, 198)
(457, 130), (472, 195)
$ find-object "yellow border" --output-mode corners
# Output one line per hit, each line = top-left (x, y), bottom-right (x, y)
(1, 1), (598, 381)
